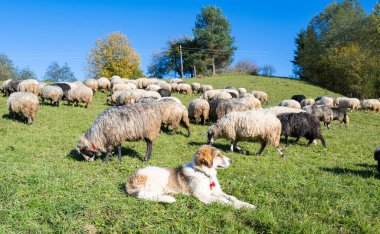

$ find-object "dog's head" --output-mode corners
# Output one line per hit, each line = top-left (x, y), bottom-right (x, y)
(77, 135), (102, 161)
(194, 145), (231, 170)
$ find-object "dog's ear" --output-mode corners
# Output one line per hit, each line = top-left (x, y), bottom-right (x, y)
(195, 145), (213, 168)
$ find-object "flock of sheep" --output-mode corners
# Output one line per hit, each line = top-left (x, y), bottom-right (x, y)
(1, 76), (379, 170)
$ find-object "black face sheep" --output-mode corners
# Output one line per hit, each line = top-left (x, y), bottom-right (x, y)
(207, 111), (284, 156)
(7, 92), (39, 124)
(331, 108), (349, 126)
(291, 95), (306, 103)
(157, 88), (171, 97)
(77, 103), (163, 162)
(40, 85), (64, 107)
(374, 148), (380, 173)
(277, 112), (326, 147)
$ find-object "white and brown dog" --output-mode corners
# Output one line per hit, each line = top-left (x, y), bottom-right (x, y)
(125, 145), (255, 209)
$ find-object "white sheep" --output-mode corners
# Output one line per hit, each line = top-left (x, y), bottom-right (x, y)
(17, 79), (41, 96)
(300, 98), (315, 107)
(277, 99), (301, 109)
(67, 85), (93, 108)
(251, 90), (268, 104)
(188, 98), (210, 124)
(360, 99), (380, 112)
(7, 92), (39, 124)
(40, 85), (64, 107)
(315, 96), (334, 108)
(336, 97), (360, 110)
(83, 79), (99, 92)
(97, 77), (111, 91)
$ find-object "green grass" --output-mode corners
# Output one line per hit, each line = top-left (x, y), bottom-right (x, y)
(0, 74), (379, 233)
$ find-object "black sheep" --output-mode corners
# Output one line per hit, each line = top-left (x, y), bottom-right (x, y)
(291, 94), (306, 103)
(157, 88), (171, 97)
(331, 108), (349, 126)
(4, 80), (22, 96)
(54, 83), (72, 100)
(278, 112), (326, 147)
(374, 148), (380, 173)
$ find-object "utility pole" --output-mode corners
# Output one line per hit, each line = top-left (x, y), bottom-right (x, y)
(193, 65), (196, 78)
(179, 45), (184, 78)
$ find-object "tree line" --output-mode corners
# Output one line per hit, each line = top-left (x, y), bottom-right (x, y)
(293, 0), (380, 98)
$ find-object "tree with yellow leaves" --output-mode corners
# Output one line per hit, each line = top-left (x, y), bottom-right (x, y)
(86, 32), (142, 79)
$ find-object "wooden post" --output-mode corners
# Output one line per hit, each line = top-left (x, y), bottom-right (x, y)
(180, 45), (184, 78)
(212, 57), (216, 76)
(193, 65), (196, 78)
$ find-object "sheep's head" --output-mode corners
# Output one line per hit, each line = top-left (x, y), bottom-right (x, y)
(77, 135), (102, 161)
(207, 125), (219, 145)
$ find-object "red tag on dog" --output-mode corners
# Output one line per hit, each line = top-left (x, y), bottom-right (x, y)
(210, 180), (216, 190)
(91, 145), (97, 150)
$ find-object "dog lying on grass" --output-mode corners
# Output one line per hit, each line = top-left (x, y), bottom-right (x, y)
(125, 145), (255, 209)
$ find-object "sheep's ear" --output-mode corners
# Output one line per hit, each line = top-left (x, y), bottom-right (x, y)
(195, 145), (213, 168)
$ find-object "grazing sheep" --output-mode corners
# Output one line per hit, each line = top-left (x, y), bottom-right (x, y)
(251, 91), (268, 104)
(360, 99), (380, 112)
(54, 82), (72, 100)
(277, 99), (301, 109)
(159, 97), (182, 104)
(177, 83), (192, 95)
(223, 89), (239, 98)
(107, 91), (125, 105)
(170, 78), (183, 84)
(7, 92), (39, 124)
(156, 98), (190, 137)
(136, 78), (154, 89)
(116, 90), (161, 105)
(315, 96), (334, 102)
(40, 85), (63, 107)
(291, 95), (306, 103)
(302, 105), (333, 129)
(171, 83), (179, 92)
(66, 85), (93, 108)
(374, 148), (380, 173)
(255, 106), (305, 116)
(278, 112), (326, 147)
(137, 97), (158, 104)
(239, 93), (262, 109)
(110, 75), (121, 82)
(83, 79), (99, 92)
(188, 98), (210, 125)
(315, 96), (335, 108)
(4, 80), (22, 96)
(331, 108), (349, 126)
(0, 79), (12, 96)
(207, 111), (284, 156)
(211, 91), (233, 101)
(17, 79), (41, 95)
(39, 82), (47, 90)
(157, 88), (171, 97)
(112, 83), (136, 93)
(198, 84), (213, 94)
(158, 82), (172, 91)
(97, 77), (111, 91)
(191, 83), (201, 93)
(77, 103), (163, 162)
(145, 84), (161, 92)
(335, 97), (360, 110)
(237, 88), (247, 95)
(202, 90), (222, 101)
(209, 99), (252, 122)
(300, 98), (315, 107)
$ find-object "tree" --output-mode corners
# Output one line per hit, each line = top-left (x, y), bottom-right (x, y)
(234, 60), (259, 75)
(260, 65), (276, 77)
(0, 53), (17, 81)
(18, 67), (37, 80)
(86, 32), (142, 79)
(193, 6), (237, 75)
(44, 61), (76, 82)
(147, 52), (170, 78)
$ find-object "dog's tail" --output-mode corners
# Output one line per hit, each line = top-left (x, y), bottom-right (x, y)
(125, 173), (148, 196)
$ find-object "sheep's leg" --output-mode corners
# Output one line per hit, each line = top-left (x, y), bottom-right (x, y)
(201, 116), (205, 125)
(325, 122), (330, 130)
(256, 143), (267, 156)
(117, 145), (122, 162)
(230, 140), (235, 152)
(306, 139), (314, 147)
(285, 136), (289, 147)
(144, 139), (153, 162)
(57, 101), (60, 107)
(104, 152), (111, 163)
(319, 136), (326, 148)
(277, 146), (285, 157)
(294, 137), (300, 144)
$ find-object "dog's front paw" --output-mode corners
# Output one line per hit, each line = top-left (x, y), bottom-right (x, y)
(235, 201), (256, 209)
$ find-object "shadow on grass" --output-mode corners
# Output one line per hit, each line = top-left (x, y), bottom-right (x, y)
(2, 114), (27, 124)
(320, 166), (380, 179)
(188, 141), (253, 155)
(355, 163), (377, 169)
(67, 146), (144, 162)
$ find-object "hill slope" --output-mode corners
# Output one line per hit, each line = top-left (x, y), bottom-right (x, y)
(0, 74), (379, 233)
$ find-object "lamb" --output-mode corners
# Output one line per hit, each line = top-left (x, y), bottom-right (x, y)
(157, 88), (171, 97)
(277, 112), (326, 147)
(155, 98), (191, 137)
(17, 79), (41, 95)
(374, 148), (380, 173)
(40, 85), (64, 107)
(191, 83), (201, 93)
(177, 83), (192, 95)
(315, 96), (335, 108)
(83, 79), (99, 92)
(188, 98), (210, 125)
(300, 98), (315, 107)
(335, 97), (360, 110)
(198, 84), (213, 94)
(207, 111), (284, 156)
(97, 77), (111, 91)
(77, 103), (163, 162)
(331, 108), (349, 126)
(360, 99), (380, 112)
(7, 92), (39, 124)
(277, 99), (301, 109)
(66, 85), (93, 108)
(145, 84), (161, 92)
(291, 94), (306, 103)
(209, 99), (252, 122)
(251, 91), (268, 104)
(302, 105), (333, 129)
(237, 88), (247, 95)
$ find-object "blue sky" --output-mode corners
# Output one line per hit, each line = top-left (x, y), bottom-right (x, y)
(0, 0), (376, 80)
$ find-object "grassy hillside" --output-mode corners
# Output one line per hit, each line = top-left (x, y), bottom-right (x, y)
(0, 74), (379, 233)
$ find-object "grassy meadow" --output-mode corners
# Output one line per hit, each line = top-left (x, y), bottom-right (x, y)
(0, 74), (379, 233)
